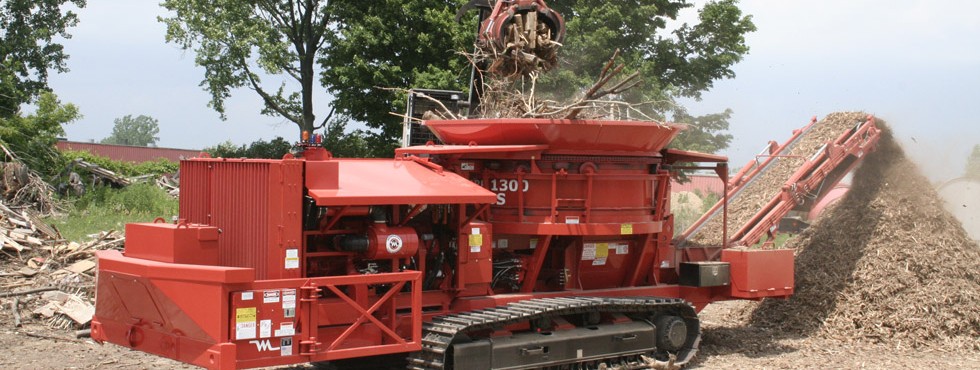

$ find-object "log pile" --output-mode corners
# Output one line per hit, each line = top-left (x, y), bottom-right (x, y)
(748, 122), (980, 350)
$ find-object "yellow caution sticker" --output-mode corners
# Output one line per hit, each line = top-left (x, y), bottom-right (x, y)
(596, 243), (609, 258)
(235, 307), (257, 340)
(236, 307), (256, 323)
(620, 224), (633, 235)
(469, 233), (483, 247)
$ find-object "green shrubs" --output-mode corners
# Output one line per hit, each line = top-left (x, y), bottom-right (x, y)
(50, 183), (178, 242)
(60, 150), (179, 177)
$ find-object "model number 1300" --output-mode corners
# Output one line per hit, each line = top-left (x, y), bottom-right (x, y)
(489, 179), (530, 205)
(489, 179), (529, 192)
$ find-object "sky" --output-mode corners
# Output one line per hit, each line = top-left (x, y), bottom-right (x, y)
(46, 1), (980, 182)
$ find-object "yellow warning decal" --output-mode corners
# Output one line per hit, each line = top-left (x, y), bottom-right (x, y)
(469, 233), (483, 247)
(620, 224), (633, 235)
(596, 243), (609, 258)
(236, 307), (256, 323)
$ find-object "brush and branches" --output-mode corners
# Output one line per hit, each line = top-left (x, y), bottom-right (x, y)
(0, 143), (62, 216)
(473, 48), (659, 121)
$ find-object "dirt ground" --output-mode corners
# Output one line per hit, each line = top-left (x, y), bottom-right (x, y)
(2, 300), (978, 370)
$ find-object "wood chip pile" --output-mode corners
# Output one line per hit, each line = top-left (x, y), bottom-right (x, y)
(749, 123), (980, 350)
(686, 112), (871, 247)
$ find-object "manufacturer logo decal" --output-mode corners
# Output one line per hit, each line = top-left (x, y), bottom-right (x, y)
(250, 339), (280, 352)
(386, 235), (403, 253)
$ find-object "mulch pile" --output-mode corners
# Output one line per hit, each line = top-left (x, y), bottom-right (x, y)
(749, 121), (980, 350)
(686, 112), (871, 246)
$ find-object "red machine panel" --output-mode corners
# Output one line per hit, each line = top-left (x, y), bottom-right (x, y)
(230, 289), (299, 360)
(424, 119), (683, 154)
(458, 222), (492, 295)
(721, 249), (794, 298)
(124, 222), (219, 265)
(179, 159), (304, 280)
(575, 239), (635, 290)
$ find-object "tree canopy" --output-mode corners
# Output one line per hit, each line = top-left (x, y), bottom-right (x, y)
(325, 0), (753, 155)
(159, 0), (336, 135)
(101, 114), (160, 147)
(0, 0), (86, 117)
(322, 1), (474, 155)
(168, 0), (753, 157)
(204, 137), (292, 159)
(0, 92), (80, 173)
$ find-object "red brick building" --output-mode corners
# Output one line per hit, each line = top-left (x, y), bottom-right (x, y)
(671, 174), (725, 195)
(56, 140), (202, 163)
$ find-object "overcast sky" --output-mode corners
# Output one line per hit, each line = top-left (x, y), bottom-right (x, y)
(47, 1), (980, 182)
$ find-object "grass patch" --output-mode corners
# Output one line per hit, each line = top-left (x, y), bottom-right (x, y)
(48, 184), (178, 242)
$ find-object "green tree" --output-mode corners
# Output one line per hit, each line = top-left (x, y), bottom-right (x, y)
(170, 1), (752, 157)
(322, 1), (474, 156)
(0, 92), (81, 174)
(204, 137), (293, 159)
(325, 0), (753, 155)
(541, 1), (754, 102)
(322, 117), (373, 158)
(668, 108), (734, 153)
(101, 114), (160, 146)
(0, 0), (86, 117)
(966, 145), (980, 179)
(159, 0), (336, 135)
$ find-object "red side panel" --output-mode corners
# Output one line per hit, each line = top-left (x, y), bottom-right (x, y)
(124, 222), (219, 265)
(721, 249), (794, 298)
(179, 159), (303, 280)
(306, 159), (496, 206)
(424, 119), (683, 154)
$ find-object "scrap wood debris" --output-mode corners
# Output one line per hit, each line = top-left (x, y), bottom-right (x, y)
(1, 208), (124, 331)
(0, 144), (62, 216)
(62, 157), (180, 198)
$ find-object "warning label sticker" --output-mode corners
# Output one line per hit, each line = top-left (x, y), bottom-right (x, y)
(260, 319), (272, 338)
(468, 233), (482, 247)
(274, 322), (295, 337)
(282, 289), (296, 309)
(285, 249), (299, 269)
(235, 307), (257, 340)
(596, 243), (609, 258)
(280, 338), (293, 356)
(592, 257), (607, 266)
(620, 224), (633, 235)
(582, 243), (609, 261)
(614, 243), (629, 255)
(263, 290), (280, 304)
(583, 243), (596, 260)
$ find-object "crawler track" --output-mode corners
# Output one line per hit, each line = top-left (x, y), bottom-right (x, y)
(407, 297), (700, 370)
